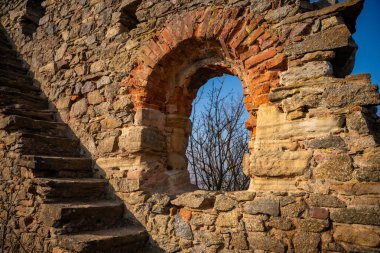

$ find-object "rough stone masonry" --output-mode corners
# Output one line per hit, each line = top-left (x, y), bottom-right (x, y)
(0, 0), (380, 252)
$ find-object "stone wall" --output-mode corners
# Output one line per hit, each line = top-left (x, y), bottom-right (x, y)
(1, 0), (380, 252)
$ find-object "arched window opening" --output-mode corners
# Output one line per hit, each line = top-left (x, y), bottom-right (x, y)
(119, 0), (141, 32)
(21, 0), (45, 37)
(187, 74), (250, 191)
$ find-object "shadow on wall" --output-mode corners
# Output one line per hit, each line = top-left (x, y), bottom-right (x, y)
(0, 24), (165, 252)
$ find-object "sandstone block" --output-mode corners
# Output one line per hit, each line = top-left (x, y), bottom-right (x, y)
(215, 211), (240, 227)
(333, 225), (380, 248)
(280, 61), (333, 86)
(284, 25), (352, 56)
(118, 126), (165, 153)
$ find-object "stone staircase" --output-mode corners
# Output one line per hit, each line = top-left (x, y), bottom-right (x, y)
(0, 29), (148, 252)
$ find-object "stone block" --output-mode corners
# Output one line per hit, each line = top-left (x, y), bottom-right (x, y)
(174, 214), (193, 240)
(280, 61), (333, 86)
(216, 211), (241, 227)
(304, 135), (347, 150)
(306, 194), (346, 208)
(295, 218), (329, 232)
(293, 232), (320, 253)
(284, 25), (352, 56)
(118, 126), (165, 153)
(134, 108), (165, 130)
(244, 198), (280, 216)
(248, 233), (286, 253)
(333, 225), (380, 248)
(242, 214), (266, 232)
(266, 217), (293, 231)
(330, 207), (380, 226)
(314, 153), (353, 181)
(214, 195), (238, 211)
(171, 191), (215, 209)
(250, 150), (312, 177)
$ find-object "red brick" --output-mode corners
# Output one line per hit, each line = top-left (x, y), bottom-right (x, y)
(206, 8), (223, 39)
(309, 207), (329, 219)
(228, 20), (249, 50)
(212, 9), (231, 37)
(252, 82), (271, 96)
(195, 7), (213, 39)
(244, 26), (265, 45)
(257, 31), (271, 45)
(251, 71), (279, 85)
(180, 208), (192, 222)
(260, 35), (279, 50)
(245, 115), (257, 130)
(159, 27), (176, 49)
(245, 47), (277, 69)
(265, 53), (286, 70)
(240, 45), (260, 61)
(253, 94), (269, 107)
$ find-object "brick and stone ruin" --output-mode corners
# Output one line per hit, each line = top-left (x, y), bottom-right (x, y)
(0, 0), (379, 252)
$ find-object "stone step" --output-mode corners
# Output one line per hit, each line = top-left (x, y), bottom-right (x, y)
(0, 91), (47, 110)
(42, 201), (124, 235)
(0, 62), (28, 75)
(0, 47), (18, 58)
(17, 133), (79, 157)
(0, 87), (43, 103)
(33, 178), (108, 203)
(57, 226), (148, 253)
(0, 107), (55, 121)
(0, 37), (12, 49)
(0, 115), (68, 137)
(22, 155), (92, 178)
(0, 74), (34, 87)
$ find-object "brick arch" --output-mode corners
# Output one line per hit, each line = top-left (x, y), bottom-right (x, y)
(120, 6), (291, 193)
(123, 6), (287, 133)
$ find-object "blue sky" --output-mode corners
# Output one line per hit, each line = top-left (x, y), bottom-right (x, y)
(194, 0), (380, 117)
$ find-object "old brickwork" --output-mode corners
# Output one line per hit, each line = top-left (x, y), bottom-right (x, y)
(0, 0), (380, 252)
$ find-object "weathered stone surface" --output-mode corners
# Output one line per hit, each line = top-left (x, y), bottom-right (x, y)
(70, 98), (88, 117)
(293, 232), (321, 253)
(118, 126), (165, 153)
(242, 214), (266, 232)
(171, 191), (215, 209)
(295, 218), (329, 232)
(248, 233), (286, 253)
(330, 207), (380, 225)
(250, 150), (312, 177)
(314, 153), (353, 181)
(214, 195), (238, 211)
(333, 225), (380, 248)
(280, 61), (333, 86)
(174, 215), (193, 240)
(304, 135), (347, 150)
(306, 194), (346, 208)
(216, 211), (241, 227)
(284, 25), (353, 56)
(266, 217), (293, 231)
(244, 198), (280, 216)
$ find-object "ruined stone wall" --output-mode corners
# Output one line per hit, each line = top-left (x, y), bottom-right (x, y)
(1, 0), (380, 252)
